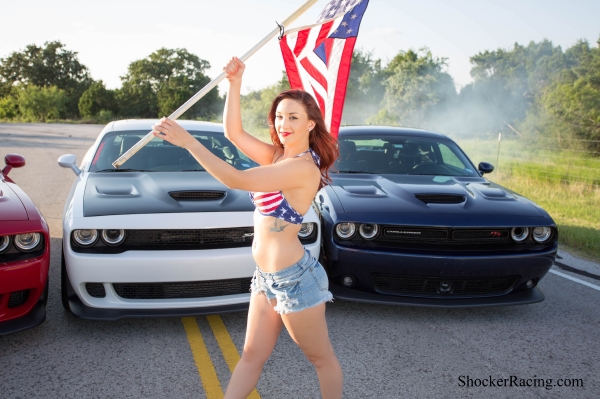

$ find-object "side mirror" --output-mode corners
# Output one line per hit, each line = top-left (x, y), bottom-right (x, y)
(58, 154), (81, 175)
(478, 162), (494, 175)
(2, 154), (26, 176)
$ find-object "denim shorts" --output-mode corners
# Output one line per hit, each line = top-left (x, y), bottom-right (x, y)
(250, 249), (333, 314)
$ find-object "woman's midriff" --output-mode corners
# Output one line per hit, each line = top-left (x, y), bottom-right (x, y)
(252, 211), (306, 272)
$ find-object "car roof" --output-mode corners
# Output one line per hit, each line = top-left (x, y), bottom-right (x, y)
(104, 119), (224, 134)
(339, 125), (450, 141)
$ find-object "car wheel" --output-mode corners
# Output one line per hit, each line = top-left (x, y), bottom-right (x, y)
(61, 249), (73, 314)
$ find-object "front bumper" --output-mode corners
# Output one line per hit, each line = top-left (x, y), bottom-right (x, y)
(63, 240), (321, 317)
(330, 283), (545, 307)
(325, 243), (556, 307)
(0, 252), (50, 335)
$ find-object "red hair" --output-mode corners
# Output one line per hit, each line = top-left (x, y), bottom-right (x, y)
(268, 89), (339, 189)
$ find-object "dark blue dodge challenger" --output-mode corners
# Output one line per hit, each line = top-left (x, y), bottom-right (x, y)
(317, 126), (557, 307)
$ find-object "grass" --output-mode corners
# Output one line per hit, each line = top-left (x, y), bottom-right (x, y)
(456, 137), (600, 262)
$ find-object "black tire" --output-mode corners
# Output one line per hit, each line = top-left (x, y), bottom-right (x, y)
(61, 249), (73, 313)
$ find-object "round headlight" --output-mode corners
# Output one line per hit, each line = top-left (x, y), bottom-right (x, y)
(101, 229), (126, 246)
(298, 223), (315, 238)
(532, 227), (552, 243)
(511, 227), (529, 242)
(335, 223), (356, 239)
(73, 229), (99, 247)
(0, 235), (11, 253)
(14, 232), (42, 252)
(359, 224), (379, 240)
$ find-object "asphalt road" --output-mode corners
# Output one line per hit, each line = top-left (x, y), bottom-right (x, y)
(1, 123), (599, 399)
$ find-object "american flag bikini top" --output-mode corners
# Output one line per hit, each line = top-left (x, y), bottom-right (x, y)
(249, 148), (321, 225)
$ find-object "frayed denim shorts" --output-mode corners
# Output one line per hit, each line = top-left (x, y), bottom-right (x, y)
(250, 249), (333, 314)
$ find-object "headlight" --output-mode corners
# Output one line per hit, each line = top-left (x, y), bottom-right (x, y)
(511, 227), (529, 242)
(14, 233), (42, 252)
(73, 229), (99, 247)
(359, 224), (379, 240)
(298, 223), (315, 238)
(532, 227), (552, 243)
(335, 223), (356, 239)
(101, 229), (126, 246)
(0, 235), (11, 253)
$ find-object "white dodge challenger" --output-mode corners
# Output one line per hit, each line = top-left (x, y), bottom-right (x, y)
(58, 120), (321, 320)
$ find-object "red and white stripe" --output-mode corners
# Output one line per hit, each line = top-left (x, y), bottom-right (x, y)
(252, 191), (284, 214)
(279, 17), (357, 139)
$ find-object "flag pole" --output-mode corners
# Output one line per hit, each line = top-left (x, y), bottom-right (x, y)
(112, 0), (318, 168)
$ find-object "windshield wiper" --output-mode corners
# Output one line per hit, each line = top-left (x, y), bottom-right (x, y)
(96, 168), (149, 172)
(335, 170), (375, 174)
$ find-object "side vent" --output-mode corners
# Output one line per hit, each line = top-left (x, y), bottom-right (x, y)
(415, 194), (466, 204)
(169, 191), (226, 201)
(8, 290), (30, 308)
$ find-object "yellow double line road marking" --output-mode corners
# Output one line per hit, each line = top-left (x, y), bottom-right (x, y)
(182, 316), (261, 399)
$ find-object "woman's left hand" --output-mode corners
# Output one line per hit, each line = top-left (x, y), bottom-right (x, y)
(152, 118), (196, 149)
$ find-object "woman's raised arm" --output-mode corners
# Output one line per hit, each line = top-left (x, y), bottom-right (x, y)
(223, 57), (277, 166)
(152, 118), (319, 193)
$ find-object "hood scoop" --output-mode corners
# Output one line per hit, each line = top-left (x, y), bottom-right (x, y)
(169, 191), (226, 201)
(415, 194), (466, 204)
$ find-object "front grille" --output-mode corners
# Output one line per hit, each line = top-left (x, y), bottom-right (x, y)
(452, 229), (510, 241)
(8, 290), (30, 308)
(382, 227), (448, 241)
(415, 194), (465, 204)
(72, 228), (254, 253)
(372, 274), (518, 297)
(340, 225), (528, 250)
(169, 191), (225, 201)
(125, 228), (253, 248)
(113, 278), (252, 299)
(86, 283), (106, 298)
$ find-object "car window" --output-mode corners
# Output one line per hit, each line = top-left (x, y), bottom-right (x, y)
(89, 130), (258, 172)
(334, 136), (477, 176)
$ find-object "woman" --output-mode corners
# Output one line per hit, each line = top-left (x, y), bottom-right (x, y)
(152, 56), (342, 399)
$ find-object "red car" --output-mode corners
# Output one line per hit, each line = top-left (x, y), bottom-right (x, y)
(0, 154), (50, 335)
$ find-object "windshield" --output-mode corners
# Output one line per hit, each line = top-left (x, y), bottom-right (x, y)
(89, 130), (258, 172)
(334, 136), (478, 177)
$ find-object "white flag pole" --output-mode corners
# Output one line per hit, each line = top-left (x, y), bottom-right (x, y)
(112, 0), (318, 168)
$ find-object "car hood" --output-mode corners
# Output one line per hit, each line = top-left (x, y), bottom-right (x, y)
(329, 174), (545, 218)
(0, 180), (28, 221)
(83, 172), (254, 217)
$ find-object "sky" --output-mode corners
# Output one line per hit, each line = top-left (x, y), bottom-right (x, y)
(2, 0), (599, 95)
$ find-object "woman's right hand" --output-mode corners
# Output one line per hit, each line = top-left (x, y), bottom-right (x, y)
(223, 56), (245, 83)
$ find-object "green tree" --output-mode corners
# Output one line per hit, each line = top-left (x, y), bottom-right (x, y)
(118, 48), (221, 119)
(78, 80), (117, 118)
(463, 39), (570, 136)
(17, 85), (67, 122)
(0, 41), (91, 117)
(540, 39), (600, 151)
(368, 48), (456, 129)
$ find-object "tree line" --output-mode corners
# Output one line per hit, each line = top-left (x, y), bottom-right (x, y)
(1, 39), (598, 152)
(0, 41), (221, 123)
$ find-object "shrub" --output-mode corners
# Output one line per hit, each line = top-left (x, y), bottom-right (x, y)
(0, 96), (18, 119)
(79, 81), (117, 118)
(17, 85), (67, 122)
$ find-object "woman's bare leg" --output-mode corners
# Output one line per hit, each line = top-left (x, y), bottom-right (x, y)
(281, 303), (343, 399)
(224, 294), (283, 399)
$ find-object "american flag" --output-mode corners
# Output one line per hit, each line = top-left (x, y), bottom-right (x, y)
(279, 0), (369, 138)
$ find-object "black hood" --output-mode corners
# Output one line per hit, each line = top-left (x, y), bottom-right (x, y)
(84, 172), (253, 217)
(328, 174), (550, 226)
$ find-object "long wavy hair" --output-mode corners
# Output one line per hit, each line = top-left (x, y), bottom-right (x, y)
(267, 89), (339, 189)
